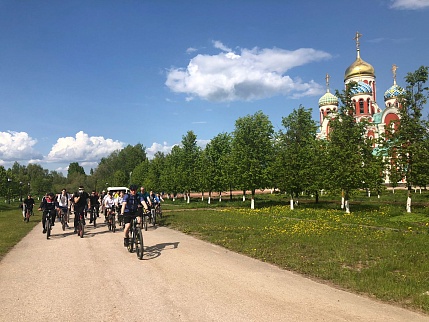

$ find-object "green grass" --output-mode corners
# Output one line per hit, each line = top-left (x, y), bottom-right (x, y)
(160, 191), (429, 314)
(0, 202), (40, 259)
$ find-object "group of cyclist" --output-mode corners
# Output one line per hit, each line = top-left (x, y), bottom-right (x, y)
(23, 185), (163, 245)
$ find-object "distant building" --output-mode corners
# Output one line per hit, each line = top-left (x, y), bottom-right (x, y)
(317, 32), (404, 146)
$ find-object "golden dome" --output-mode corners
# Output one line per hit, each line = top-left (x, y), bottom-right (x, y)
(344, 55), (375, 80)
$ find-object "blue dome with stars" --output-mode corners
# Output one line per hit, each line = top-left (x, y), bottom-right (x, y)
(350, 81), (373, 95)
(384, 84), (405, 101)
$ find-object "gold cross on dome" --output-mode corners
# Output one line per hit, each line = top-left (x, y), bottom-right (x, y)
(325, 73), (330, 92)
(392, 64), (398, 84)
(354, 31), (362, 50)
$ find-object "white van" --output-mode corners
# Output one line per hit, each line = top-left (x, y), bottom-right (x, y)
(107, 186), (129, 193)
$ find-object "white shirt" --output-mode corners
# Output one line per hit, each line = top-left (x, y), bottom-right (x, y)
(57, 193), (69, 207)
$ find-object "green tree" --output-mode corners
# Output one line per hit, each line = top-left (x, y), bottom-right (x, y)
(384, 66), (429, 211)
(274, 105), (319, 208)
(180, 131), (201, 201)
(326, 82), (374, 213)
(161, 145), (182, 200)
(203, 133), (232, 202)
(231, 111), (274, 208)
(67, 162), (86, 179)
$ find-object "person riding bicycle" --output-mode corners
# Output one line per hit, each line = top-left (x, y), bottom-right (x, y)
(121, 184), (149, 247)
(138, 186), (152, 209)
(38, 192), (57, 234)
(103, 191), (115, 223)
(73, 186), (90, 234)
(22, 194), (35, 221)
(89, 190), (100, 224)
(56, 188), (70, 227)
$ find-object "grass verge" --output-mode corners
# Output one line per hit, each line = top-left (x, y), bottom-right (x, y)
(160, 191), (429, 314)
(0, 202), (40, 260)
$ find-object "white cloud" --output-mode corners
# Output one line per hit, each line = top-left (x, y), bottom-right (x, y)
(0, 131), (42, 161)
(212, 40), (232, 52)
(196, 139), (210, 149)
(146, 139), (210, 159)
(46, 131), (124, 163)
(390, 0), (429, 9)
(186, 47), (198, 54)
(146, 141), (176, 159)
(166, 42), (330, 102)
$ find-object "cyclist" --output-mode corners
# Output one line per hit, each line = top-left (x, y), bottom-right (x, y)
(56, 188), (70, 227)
(121, 185), (149, 247)
(38, 192), (57, 234)
(73, 186), (90, 234)
(22, 194), (35, 221)
(138, 187), (152, 208)
(89, 190), (100, 224)
(103, 191), (115, 223)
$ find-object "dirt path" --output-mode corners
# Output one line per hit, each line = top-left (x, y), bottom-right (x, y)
(1, 217), (428, 322)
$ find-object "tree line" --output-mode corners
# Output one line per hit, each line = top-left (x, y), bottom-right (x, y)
(1, 66), (428, 211)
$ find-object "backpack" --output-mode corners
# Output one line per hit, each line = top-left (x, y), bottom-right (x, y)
(126, 193), (140, 212)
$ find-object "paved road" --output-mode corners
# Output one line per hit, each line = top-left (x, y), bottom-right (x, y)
(1, 217), (428, 322)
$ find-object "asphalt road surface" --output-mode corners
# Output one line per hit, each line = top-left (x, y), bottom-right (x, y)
(1, 216), (428, 322)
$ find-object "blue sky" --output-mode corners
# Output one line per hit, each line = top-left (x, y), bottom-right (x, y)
(0, 0), (428, 174)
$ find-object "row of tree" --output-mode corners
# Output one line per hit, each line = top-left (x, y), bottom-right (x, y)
(1, 66), (428, 212)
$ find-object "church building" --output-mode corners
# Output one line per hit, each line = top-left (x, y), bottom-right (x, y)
(317, 32), (404, 146)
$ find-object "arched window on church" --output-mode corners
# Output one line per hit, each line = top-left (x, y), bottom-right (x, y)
(359, 99), (364, 114)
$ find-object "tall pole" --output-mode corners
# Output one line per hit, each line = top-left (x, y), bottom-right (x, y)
(7, 178), (12, 204)
(19, 182), (23, 202)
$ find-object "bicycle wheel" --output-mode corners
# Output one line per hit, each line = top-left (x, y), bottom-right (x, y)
(112, 215), (116, 233)
(151, 209), (156, 227)
(127, 227), (135, 253)
(79, 217), (84, 238)
(143, 213), (148, 231)
(46, 218), (51, 239)
(61, 213), (66, 231)
(93, 212), (96, 228)
(135, 227), (144, 260)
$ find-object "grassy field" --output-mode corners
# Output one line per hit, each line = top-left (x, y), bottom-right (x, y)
(2, 190), (429, 314)
(0, 201), (40, 259)
(160, 190), (429, 314)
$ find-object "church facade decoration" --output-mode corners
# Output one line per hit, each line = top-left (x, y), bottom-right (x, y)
(317, 32), (404, 149)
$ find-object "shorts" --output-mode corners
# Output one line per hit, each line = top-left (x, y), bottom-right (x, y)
(59, 206), (68, 215)
(123, 212), (137, 224)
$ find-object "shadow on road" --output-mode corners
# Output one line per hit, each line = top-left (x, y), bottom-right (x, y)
(143, 242), (180, 260)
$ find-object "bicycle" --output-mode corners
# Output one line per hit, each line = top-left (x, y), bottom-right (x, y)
(127, 214), (144, 260)
(89, 205), (98, 228)
(155, 203), (162, 220)
(106, 208), (116, 232)
(58, 208), (67, 231)
(76, 213), (85, 238)
(151, 208), (156, 227)
(117, 207), (124, 230)
(142, 209), (150, 231)
(44, 209), (54, 239)
(24, 205), (32, 223)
